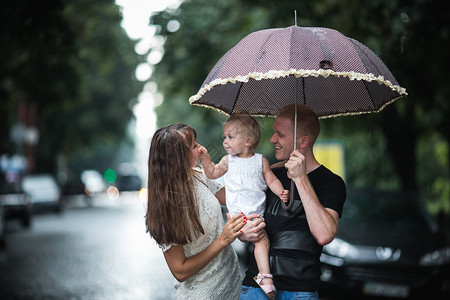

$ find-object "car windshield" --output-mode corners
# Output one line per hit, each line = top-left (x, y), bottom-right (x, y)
(341, 189), (434, 234)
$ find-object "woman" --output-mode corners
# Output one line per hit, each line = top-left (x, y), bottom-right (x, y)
(145, 123), (245, 299)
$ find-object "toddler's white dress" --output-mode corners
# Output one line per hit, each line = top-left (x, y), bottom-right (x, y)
(224, 153), (267, 217)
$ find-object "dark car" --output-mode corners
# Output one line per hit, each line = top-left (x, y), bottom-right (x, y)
(115, 174), (142, 192)
(0, 203), (5, 247)
(63, 170), (106, 207)
(0, 178), (32, 228)
(319, 188), (450, 299)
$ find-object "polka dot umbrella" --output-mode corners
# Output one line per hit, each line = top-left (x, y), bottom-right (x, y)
(189, 25), (407, 209)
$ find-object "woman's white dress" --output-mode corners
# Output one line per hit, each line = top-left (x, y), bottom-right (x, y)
(160, 170), (242, 299)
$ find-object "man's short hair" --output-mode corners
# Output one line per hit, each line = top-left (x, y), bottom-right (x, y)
(275, 104), (320, 144)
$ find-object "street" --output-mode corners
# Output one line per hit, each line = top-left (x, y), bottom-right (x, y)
(0, 194), (175, 299)
(0, 193), (407, 300)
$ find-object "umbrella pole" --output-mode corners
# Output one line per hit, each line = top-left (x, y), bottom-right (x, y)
(294, 102), (297, 149)
(281, 101), (297, 210)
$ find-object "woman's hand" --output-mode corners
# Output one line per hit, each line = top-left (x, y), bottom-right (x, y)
(219, 213), (246, 245)
(238, 213), (266, 243)
(164, 212), (246, 282)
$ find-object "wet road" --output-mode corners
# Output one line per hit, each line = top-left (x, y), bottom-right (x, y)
(0, 194), (379, 300)
(0, 194), (175, 299)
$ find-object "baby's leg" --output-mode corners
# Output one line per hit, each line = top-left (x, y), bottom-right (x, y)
(253, 229), (273, 286)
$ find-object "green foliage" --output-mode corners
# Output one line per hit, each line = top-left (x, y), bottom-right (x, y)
(417, 133), (450, 214)
(0, 0), (144, 176)
(320, 115), (401, 190)
(149, 0), (450, 214)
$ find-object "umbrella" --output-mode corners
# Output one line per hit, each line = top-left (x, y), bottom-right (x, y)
(189, 25), (407, 209)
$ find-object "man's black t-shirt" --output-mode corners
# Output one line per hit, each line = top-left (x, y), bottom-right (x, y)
(242, 165), (346, 292)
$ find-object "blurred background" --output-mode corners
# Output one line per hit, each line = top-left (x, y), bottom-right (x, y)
(0, 0), (449, 299)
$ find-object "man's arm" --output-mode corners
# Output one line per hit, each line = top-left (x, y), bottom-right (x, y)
(285, 150), (339, 245)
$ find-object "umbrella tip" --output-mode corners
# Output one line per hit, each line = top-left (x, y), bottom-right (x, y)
(294, 10), (297, 26)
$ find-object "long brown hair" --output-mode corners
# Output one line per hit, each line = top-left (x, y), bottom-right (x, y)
(145, 123), (204, 245)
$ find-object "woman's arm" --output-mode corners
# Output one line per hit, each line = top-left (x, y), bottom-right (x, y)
(163, 213), (245, 282)
(215, 187), (226, 206)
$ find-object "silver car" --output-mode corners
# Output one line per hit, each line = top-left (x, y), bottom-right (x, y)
(21, 174), (63, 212)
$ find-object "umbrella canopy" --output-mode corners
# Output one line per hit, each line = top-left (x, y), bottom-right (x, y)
(190, 25), (407, 210)
(189, 26), (407, 118)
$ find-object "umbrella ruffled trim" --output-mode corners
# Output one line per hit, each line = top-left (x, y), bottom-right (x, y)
(317, 94), (405, 119)
(189, 97), (405, 119)
(188, 69), (408, 114)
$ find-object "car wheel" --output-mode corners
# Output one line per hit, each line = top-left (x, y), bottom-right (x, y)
(21, 212), (32, 228)
(84, 195), (94, 207)
(0, 212), (6, 249)
(55, 198), (65, 213)
(0, 234), (5, 249)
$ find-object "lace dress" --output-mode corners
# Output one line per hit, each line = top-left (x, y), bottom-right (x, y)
(160, 170), (242, 299)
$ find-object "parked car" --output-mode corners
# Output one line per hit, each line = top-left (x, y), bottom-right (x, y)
(115, 174), (142, 192)
(0, 178), (32, 228)
(63, 170), (106, 207)
(319, 188), (450, 299)
(81, 170), (106, 196)
(21, 174), (63, 212)
(0, 203), (5, 248)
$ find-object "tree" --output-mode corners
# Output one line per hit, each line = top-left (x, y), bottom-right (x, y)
(149, 0), (449, 213)
(0, 0), (144, 177)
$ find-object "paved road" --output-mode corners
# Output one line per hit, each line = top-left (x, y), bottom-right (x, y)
(0, 194), (366, 300)
(0, 194), (176, 299)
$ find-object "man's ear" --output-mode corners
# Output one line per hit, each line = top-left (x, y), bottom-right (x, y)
(298, 136), (310, 148)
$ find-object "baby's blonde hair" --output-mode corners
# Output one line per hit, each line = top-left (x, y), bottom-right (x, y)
(224, 115), (261, 150)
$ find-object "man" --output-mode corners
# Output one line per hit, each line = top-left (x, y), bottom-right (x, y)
(239, 104), (346, 300)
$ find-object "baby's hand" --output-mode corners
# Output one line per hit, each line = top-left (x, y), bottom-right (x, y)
(198, 145), (208, 157)
(198, 145), (208, 155)
(280, 190), (289, 203)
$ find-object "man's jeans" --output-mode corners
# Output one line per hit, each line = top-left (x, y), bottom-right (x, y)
(240, 286), (319, 300)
